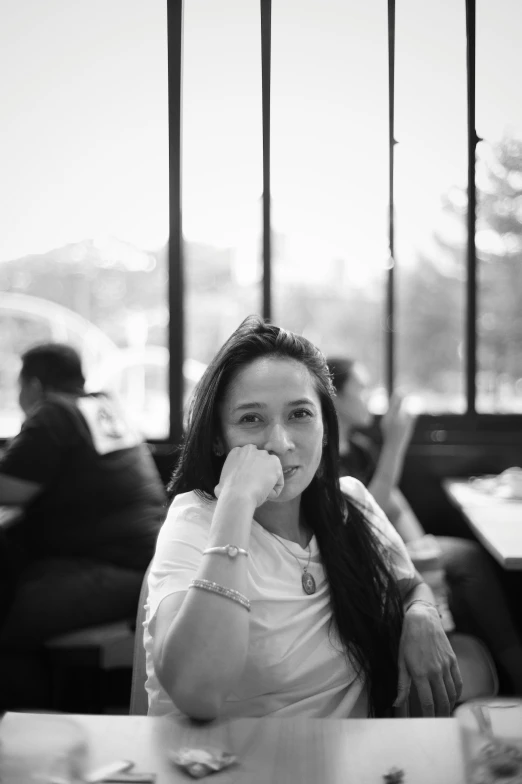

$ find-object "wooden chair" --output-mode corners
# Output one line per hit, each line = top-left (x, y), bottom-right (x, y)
(129, 564), (152, 715)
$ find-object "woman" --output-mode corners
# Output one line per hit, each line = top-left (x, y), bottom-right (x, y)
(144, 317), (461, 720)
(328, 355), (522, 695)
(326, 357), (423, 542)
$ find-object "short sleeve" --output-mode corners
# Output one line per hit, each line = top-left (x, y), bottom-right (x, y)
(146, 491), (215, 623)
(340, 475), (415, 582)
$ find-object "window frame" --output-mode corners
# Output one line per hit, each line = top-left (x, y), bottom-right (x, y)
(2, 1), (516, 452)
(164, 0), (522, 449)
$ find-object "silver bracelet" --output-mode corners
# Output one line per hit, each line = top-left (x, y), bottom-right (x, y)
(189, 578), (251, 612)
(405, 599), (439, 616)
(203, 544), (248, 559)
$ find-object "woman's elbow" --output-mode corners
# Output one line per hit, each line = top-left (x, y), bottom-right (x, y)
(156, 661), (223, 721)
(172, 687), (223, 721)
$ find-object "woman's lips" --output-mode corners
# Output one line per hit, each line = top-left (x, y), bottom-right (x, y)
(282, 466), (299, 478)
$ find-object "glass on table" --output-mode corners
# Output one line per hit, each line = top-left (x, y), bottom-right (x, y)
(455, 698), (522, 783)
(0, 712), (88, 783)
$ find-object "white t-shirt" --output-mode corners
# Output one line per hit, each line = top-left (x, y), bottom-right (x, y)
(143, 476), (415, 719)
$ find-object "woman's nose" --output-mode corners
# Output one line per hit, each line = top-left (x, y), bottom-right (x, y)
(264, 423), (294, 454)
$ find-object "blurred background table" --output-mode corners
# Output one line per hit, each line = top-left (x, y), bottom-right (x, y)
(0, 711), (466, 783)
(443, 478), (522, 570)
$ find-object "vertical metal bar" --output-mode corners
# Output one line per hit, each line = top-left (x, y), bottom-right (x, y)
(167, 0), (184, 443)
(386, 0), (396, 396)
(260, 0), (272, 322)
(465, 0), (477, 414)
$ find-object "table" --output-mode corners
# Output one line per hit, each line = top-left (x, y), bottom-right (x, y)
(0, 711), (466, 784)
(443, 478), (522, 570)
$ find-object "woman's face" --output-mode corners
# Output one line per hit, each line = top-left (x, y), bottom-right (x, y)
(217, 357), (325, 504)
(334, 364), (373, 430)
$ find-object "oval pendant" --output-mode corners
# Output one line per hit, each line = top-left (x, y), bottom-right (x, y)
(302, 570), (316, 595)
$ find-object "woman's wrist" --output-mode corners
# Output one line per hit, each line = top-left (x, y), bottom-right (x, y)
(404, 598), (440, 617)
(217, 485), (258, 510)
(210, 487), (256, 545)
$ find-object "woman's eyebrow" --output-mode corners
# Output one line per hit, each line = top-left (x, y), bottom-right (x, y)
(287, 398), (317, 407)
(233, 398), (317, 413)
(233, 401), (265, 412)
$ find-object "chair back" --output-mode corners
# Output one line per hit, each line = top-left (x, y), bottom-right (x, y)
(449, 632), (499, 701)
(129, 563), (152, 715)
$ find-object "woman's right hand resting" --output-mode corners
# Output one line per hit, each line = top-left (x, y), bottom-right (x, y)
(215, 444), (285, 507)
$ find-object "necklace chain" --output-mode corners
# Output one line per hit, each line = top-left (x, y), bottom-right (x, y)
(265, 529), (317, 594)
(268, 531), (312, 575)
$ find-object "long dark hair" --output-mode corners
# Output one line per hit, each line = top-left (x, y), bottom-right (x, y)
(168, 316), (403, 717)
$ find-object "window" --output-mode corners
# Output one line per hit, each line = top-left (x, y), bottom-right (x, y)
(395, 0), (467, 413)
(0, 0), (169, 438)
(271, 0), (388, 398)
(3, 1), (522, 445)
(476, 0), (522, 413)
(182, 0), (262, 397)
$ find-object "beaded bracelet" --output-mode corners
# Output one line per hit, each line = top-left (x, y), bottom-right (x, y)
(189, 578), (251, 612)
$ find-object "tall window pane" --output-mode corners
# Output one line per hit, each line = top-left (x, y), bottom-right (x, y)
(271, 0), (389, 400)
(476, 0), (522, 413)
(0, 0), (169, 438)
(395, 0), (467, 413)
(182, 0), (262, 404)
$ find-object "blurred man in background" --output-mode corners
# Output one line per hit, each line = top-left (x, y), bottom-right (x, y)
(0, 343), (166, 707)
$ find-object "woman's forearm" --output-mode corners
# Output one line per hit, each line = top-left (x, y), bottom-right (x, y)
(385, 489), (425, 543)
(368, 438), (409, 508)
(155, 489), (256, 719)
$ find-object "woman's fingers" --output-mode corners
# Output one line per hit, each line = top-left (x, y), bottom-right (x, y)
(450, 659), (464, 703)
(414, 679), (435, 717)
(393, 660), (411, 707)
(430, 675), (451, 717)
(443, 669), (458, 712)
(414, 678), (450, 717)
(266, 457), (285, 499)
(413, 670), (457, 717)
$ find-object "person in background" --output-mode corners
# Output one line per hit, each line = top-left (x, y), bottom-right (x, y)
(144, 316), (461, 721)
(0, 343), (166, 708)
(328, 356), (522, 695)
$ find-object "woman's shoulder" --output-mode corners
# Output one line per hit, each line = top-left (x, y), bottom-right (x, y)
(340, 476), (413, 571)
(168, 489), (214, 514)
(159, 490), (215, 536)
(339, 475), (388, 530)
(339, 475), (370, 506)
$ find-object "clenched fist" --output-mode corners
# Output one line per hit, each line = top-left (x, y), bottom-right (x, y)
(215, 444), (285, 508)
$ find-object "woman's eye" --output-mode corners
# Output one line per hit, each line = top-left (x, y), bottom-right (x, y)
(292, 409), (313, 420)
(239, 414), (261, 424)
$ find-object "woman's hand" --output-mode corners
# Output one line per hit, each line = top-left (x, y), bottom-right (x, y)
(380, 393), (416, 450)
(394, 604), (463, 716)
(215, 444), (285, 507)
